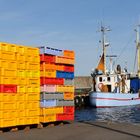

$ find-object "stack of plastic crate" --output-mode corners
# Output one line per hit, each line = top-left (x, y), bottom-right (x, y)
(0, 42), (40, 128)
(39, 46), (75, 123)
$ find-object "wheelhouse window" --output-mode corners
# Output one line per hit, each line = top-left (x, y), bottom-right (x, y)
(107, 77), (111, 82)
(99, 77), (102, 82)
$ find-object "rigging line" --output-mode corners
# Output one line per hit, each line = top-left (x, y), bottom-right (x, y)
(133, 48), (138, 73)
(114, 32), (134, 65)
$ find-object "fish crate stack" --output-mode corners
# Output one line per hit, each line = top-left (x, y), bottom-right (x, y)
(39, 46), (75, 123)
(0, 42), (40, 128)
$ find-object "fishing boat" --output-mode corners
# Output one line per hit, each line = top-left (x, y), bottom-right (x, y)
(89, 25), (140, 108)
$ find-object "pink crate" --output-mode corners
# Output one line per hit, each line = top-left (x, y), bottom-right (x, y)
(41, 85), (57, 92)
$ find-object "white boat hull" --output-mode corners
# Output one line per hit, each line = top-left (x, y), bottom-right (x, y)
(89, 92), (140, 108)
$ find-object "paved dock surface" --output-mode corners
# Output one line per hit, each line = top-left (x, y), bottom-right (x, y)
(0, 121), (140, 140)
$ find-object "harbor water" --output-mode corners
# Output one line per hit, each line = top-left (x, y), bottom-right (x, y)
(75, 105), (140, 124)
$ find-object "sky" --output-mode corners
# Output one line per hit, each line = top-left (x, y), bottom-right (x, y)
(0, 0), (140, 76)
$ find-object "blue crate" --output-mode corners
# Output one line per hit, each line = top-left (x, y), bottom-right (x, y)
(130, 78), (140, 93)
(56, 71), (74, 79)
(39, 46), (63, 56)
(40, 99), (57, 107)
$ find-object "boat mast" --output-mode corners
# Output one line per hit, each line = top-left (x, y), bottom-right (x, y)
(135, 25), (140, 78)
(100, 25), (110, 74)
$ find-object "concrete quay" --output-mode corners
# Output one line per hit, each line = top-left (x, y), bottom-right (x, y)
(0, 121), (140, 140)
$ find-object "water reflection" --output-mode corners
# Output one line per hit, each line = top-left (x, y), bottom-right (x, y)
(75, 105), (140, 123)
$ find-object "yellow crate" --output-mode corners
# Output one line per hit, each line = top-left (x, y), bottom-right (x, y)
(16, 93), (25, 101)
(25, 101), (39, 109)
(40, 114), (56, 123)
(7, 44), (17, 52)
(25, 55), (40, 63)
(18, 77), (27, 85)
(17, 102), (25, 110)
(26, 47), (39, 56)
(0, 42), (9, 51)
(0, 102), (17, 110)
(25, 108), (40, 117)
(0, 118), (17, 128)
(27, 78), (40, 85)
(26, 70), (32, 78)
(0, 110), (18, 119)
(0, 60), (17, 70)
(16, 117), (25, 125)
(17, 110), (26, 117)
(32, 71), (40, 78)
(0, 51), (16, 60)
(0, 76), (18, 85)
(17, 46), (27, 54)
(26, 62), (40, 70)
(25, 93), (40, 101)
(1, 94), (17, 101)
(17, 85), (26, 93)
(26, 86), (40, 93)
(40, 107), (63, 115)
(17, 61), (26, 70)
(40, 70), (56, 78)
(16, 53), (26, 61)
(0, 68), (17, 77)
(56, 85), (74, 92)
(17, 70), (26, 77)
(25, 116), (39, 125)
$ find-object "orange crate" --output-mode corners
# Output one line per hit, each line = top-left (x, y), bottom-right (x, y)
(16, 117), (25, 125)
(40, 70), (56, 78)
(0, 68), (17, 77)
(25, 109), (40, 117)
(0, 76), (18, 85)
(25, 54), (40, 63)
(18, 77), (27, 85)
(56, 64), (64, 71)
(55, 56), (74, 65)
(0, 60), (17, 70)
(26, 47), (39, 56)
(56, 85), (74, 92)
(64, 92), (74, 100)
(63, 50), (75, 58)
(25, 101), (39, 109)
(26, 62), (40, 70)
(40, 63), (57, 70)
(17, 93), (25, 101)
(0, 102), (17, 110)
(0, 110), (18, 119)
(25, 116), (39, 125)
(17, 61), (26, 70)
(17, 110), (26, 117)
(16, 53), (26, 61)
(17, 101), (25, 110)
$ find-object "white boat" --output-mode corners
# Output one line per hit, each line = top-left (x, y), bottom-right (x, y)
(89, 25), (140, 108)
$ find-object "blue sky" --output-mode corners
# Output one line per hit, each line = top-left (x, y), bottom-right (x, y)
(0, 0), (140, 75)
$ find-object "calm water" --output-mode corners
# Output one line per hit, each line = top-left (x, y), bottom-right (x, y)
(75, 105), (140, 124)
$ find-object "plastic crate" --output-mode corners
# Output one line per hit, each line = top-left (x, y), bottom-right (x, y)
(62, 100), (74, 106)
(63, 50), (75, 58)
(16, 117), (25, 125)
(0, 51), (16, 60)
(64, 79), (74, 85)
(40, 114), (56, 123)
(40, 78), (64, 85)
(32, 71), (40, 78)
(0, 68), (17, 77)
(0, 76), (18, 85)
(27, 78), (40, 85)
(25, 117), (39, 125)
(56, 71), (74, 79)
(0, 110), (18, 119)
(0, 84), (17, 93)
(17, 70), (26, 77)
(25, 109), (40, 117)
(63, 106), (75, 114)
(64, 65), (74, 72)
(40, 70), (56, 78)
(0, 102), (17, 110)
(55, 56), (74, 65)
(17, 61), (26, 70)
(39, 46), (63, 56)
(17, 85), (26, 93)
(56, 64), (64, 71)
(16, 93), (25, 101)
(56, 114), (74, 121)
(17, 110), (26, 117)
(0, 118), (17, 128)
(26, 62), (40, 70)
(40, 99), (57, 107)
(0, 42), (9, 51)
(25, 93), (40, 101)
(26, 85), (40, 93)
(16, 53), (26, 61)
(0, 60), (17, 70)
(18, 78), (27, 85)
(1, 93), (17, 101)
(40, 54), (55, 63)
(17, 46), (27, 54)
(41, 85), (57, 92)
(40, 107), (63, 115)
(26, 47), (39, 56)
(8, 44), (17, 52)
(25, 54), (40, 63)
(56, 85), (74, 92)
(25, 101), (39, 109)
(40, 63), (57, 71)
(17, 102), (25, 110)
(64, 92), (74, 100)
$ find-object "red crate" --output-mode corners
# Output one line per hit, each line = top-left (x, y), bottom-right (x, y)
(64, 65), (74, 72)
(40, 78), (64, 85)
(56, 114), (74, 121)
(40, 54), (55, 63)
(0, 84), (17, 93)
(63, 106), (75, 114)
